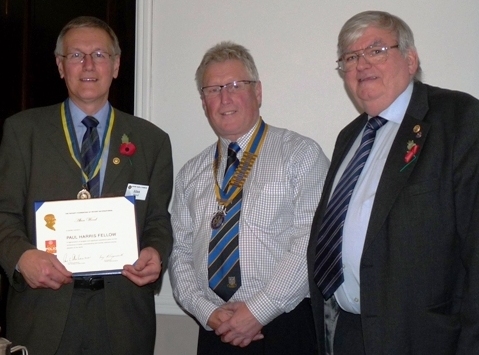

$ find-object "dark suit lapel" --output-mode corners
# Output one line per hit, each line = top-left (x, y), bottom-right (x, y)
(329, 115), (369, 191)
(101, 109), (134, 196)
(363, 82), (430, 252)
(43, 104), (83, 176)
(310, 114), (367, 242)
(330, 115), (369, 187)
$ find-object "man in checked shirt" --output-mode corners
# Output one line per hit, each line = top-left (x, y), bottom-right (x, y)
(169, 41), (329, 354)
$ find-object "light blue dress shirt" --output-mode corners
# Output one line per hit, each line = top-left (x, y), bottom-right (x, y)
(334, 82), (414, 313)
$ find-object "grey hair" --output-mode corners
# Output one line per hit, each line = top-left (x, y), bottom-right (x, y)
(338, 11), (422, 81)
(54, 16), (121, 57)
(195, 41), (259, 94)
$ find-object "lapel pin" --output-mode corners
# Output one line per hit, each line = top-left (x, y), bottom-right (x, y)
(413, 125), (422, 138)
(113, 157), (120, 165)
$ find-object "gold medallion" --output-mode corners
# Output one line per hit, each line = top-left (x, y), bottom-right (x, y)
(77, 188), (91, 199)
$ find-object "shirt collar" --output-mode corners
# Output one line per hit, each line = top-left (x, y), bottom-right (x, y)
(219, 118), (261, 152)
(373, 81), (414, 125)
(68, 98), (110, 128)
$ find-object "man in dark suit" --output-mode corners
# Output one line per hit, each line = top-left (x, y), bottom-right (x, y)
(0, 16), (173, 354)
(307, 10), (479, 355)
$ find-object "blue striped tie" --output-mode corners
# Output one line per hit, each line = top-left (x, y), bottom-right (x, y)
(208, 142), (242, 301)
(81, 116), (100, 197)
(314, 117), (387, 300)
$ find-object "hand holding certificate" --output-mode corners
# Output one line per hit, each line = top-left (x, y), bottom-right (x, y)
(35, 196), (138, 276)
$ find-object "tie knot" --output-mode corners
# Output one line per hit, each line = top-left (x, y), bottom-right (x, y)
(367, 116), (388, 131)
(82, 116), (99, 129)
(228, 142), (241, 158)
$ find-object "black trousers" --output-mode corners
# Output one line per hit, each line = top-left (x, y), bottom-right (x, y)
(55, 288), (112, 355)
(197, 298), (317, 355)
(333, 307), (366, 355)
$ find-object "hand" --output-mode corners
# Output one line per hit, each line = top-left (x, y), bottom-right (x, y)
(122, 246), (161, 286)
(216, 302), (264, 347)
(17, 249), (72, 289)
(207, 306), (234, 330)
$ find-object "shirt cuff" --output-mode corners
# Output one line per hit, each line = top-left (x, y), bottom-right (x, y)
(245, 290), (284, 325)
(195, 297), (220, 330)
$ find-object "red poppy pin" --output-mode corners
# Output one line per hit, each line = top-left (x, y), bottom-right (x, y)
(400, 140), (420, 172)
(404, 140), (420, 163)
(120, 134), (136, 157)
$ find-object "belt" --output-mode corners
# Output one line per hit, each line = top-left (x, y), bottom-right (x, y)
(73, 277), (105, 291)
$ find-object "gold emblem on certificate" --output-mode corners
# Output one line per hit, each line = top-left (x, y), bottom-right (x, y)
(77, 188), (91, 199)
(211, 209), (226, 229)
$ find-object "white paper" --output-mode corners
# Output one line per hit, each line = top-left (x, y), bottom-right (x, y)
(35, 196), (138, 276)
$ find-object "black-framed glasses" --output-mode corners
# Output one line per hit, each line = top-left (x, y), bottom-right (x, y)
(336, 44), (399, 72)
(58, 51), (114, 64)
(201, 80), (257, 98)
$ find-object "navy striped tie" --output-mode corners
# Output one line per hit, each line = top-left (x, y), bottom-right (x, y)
(314, 117), (387, 300)
(81, 116), (100, 197)
(208, 142), (242, 301)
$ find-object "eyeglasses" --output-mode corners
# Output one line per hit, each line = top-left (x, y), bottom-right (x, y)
(201, 80), (257, 98)
(336, 44), (399, 72)
(58, 51), (114, 64)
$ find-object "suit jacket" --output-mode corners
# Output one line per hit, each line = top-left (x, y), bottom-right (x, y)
(0, 103), (173, 354)
(307, 82), (479, 355)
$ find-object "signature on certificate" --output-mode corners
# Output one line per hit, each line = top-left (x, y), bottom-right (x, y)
(100, 254), (124, 262)
(63, 253), (92, 263)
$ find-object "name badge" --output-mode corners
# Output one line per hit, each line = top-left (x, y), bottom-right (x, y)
(125, 183), (149, 200)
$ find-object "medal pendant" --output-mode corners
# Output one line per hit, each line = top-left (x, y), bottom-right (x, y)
(211, 210), (226, 229)
(77, 188), (91, 199)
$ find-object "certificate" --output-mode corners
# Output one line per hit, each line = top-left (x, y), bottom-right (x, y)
(35, 196), (138, 276)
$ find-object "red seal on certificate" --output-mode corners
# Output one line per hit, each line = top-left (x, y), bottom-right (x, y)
(45, 240), (57, 254)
